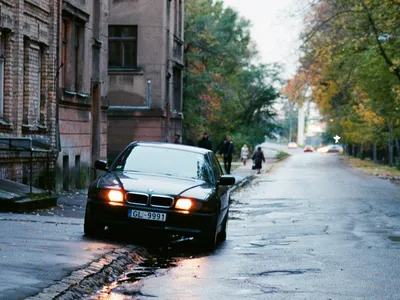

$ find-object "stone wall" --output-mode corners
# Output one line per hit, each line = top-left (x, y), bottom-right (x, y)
(0, 0), (58, 186)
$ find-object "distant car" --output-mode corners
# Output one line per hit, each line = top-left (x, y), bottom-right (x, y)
(84, 142), (235, 251)
(288, 142), (298, 149)
(327, 145), (343, 153)
(317, 145), (343, 153)
(304, 145), (314, 152)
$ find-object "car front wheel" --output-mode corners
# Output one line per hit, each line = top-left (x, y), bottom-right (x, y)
(84, 205), (104, 237)
(217, 213), (228, 242)
(199, 225), (218, 251)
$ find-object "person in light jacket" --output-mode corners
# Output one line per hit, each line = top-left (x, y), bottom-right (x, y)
(252, 146), (265, 174)
(240, 144), (250, 165)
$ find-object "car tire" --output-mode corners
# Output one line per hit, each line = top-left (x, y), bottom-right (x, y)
(84, 206), (104, 237)
(217, 213), (228, 242)
(200, 225), (218, 252)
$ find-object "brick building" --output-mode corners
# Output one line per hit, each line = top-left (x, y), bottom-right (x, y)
(56, 0), (109, 190)
(0, 0), (58, 187)
(0, 0), (109, 191)
(107, 0), (184, 160)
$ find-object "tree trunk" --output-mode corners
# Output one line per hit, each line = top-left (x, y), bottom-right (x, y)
(373, 143), (377, 163)
(395, 138), (400, 164)
(360, 144), (364, 160)
(389, 124), (394, 166)
(352, 144), (356, 157)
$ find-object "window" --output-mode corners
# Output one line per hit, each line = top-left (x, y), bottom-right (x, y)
(112, 146), (213, 182)
(61, 16), (84, 91)
(74, 23), (83, 90)
(178, 0), (183, 38)
(108, 26), (138, 69)
(61, 19), (68, 88)
(174, 0), (183, 38)
(173, 67), (182, 112)
(211, 154), (222, 182)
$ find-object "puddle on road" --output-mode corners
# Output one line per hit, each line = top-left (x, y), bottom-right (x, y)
(89, 236), (213, 298)
(388, 236), (400, 242)
(255, 268), (321, 276)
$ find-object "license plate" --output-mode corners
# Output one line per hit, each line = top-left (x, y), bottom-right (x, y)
(128, 209), (167, 222)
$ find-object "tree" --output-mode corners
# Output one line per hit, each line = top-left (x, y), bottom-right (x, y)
(284, 0), (400, 165)
(183, 0), (282, 148)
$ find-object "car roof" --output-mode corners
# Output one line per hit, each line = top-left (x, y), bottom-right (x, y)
(130, 141), (211, 155)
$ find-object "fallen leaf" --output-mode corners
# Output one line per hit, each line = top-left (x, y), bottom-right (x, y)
(85, 247), (93, 251)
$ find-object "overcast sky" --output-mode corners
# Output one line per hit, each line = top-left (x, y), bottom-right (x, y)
(223, 0), (308, 80)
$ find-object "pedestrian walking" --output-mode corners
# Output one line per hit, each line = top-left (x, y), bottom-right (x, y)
(198, 132), (213, 150)
(240, 144), (250, 165)
(173, 133), (181, 144)
(252, 146), (265, 174)
(219, 135), (235, 174)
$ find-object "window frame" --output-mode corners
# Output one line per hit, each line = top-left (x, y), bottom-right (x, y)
(61, 16), (84, 92)
(108, 25), (138, 69)
(210, 153), (223, 183)
(61, 18), (68, 88)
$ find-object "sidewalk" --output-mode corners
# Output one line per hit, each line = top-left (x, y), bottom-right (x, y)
(0, 178), (58, 212)
(229, 146), (279, 189)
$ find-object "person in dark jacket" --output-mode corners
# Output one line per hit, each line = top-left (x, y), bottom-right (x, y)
(173, 133), (181, 144)
(198, 132), (213, 151)
(219, 135), (235, 174)
(252, 146), (265, 174)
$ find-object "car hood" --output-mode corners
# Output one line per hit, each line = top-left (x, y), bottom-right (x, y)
(105, 172), (214, 200)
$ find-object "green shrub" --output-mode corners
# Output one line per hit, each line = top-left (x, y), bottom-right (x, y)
(275, 151), (289, 160)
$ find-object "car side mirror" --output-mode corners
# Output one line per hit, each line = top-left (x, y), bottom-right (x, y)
(218, 175), (235, 186)
(94, 159), (109, 171)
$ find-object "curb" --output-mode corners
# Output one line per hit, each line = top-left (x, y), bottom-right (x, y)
(0, 195), (58, 213)
(266, 154), (290, 173)
(27, 246), (145, 300)
(229, 175), (255, 193)
(230, 156), (286, 193)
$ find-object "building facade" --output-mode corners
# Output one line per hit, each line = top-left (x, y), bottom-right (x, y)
(0, 0), (58, 187)
(0, 0), (109, 191)
(107, 0), (184, 160)
(56, 0), (109, 190)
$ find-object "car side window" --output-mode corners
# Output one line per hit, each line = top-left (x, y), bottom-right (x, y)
(211, 153), (222, 182)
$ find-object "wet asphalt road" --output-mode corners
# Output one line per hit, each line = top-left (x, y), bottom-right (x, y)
(131, 150), (400, 299)
(0, 213), (119, 299)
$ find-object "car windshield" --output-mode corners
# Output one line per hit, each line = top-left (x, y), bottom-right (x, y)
(112, 145), (213, 182)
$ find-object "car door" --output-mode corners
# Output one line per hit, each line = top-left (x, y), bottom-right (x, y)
(210, 153), (229, 228)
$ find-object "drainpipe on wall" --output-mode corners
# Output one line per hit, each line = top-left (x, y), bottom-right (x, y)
(55, 0), (61, 153)
(165, 0), (172, 142)
(147, 80), (152, 109)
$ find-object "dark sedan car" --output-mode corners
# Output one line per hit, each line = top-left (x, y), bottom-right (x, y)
(84, 142), (235, 250)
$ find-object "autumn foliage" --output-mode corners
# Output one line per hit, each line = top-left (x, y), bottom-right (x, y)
(284, 0), (400, 165)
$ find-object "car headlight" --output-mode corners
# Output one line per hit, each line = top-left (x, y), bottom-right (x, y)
(175, 198), (192, 210)
(108, 190), (124, 202)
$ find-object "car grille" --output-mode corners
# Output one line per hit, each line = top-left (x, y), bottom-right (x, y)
(126, 193), (149, 206)
(150, 195), (174, 208)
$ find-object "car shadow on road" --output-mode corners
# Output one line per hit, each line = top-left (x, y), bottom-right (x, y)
(82, 227), (223, 259)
